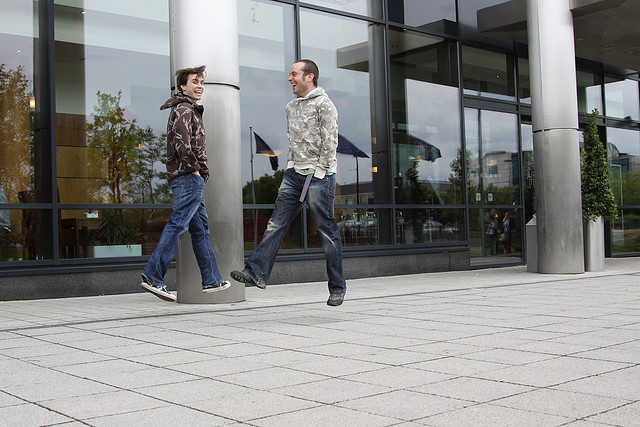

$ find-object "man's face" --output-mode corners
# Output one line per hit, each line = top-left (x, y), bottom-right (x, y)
(181, 73), (204, 100)
(288, 62), (314, 97)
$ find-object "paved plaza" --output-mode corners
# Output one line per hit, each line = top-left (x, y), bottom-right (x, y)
(1, 258), (639, 426)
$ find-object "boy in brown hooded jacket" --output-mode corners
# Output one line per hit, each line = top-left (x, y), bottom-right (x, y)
(140, 65), (229, 301)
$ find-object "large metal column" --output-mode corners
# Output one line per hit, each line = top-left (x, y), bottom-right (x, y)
(170, 0), (245, 302)
(527, 0), (584, 273)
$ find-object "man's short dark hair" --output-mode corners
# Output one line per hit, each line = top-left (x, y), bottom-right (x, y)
(296, 59), (319, 87)
(176, 65), (206, 93)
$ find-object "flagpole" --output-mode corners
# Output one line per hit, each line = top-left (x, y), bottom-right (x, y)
(249, 126), (257, 246)
(356, 157), (360, 207)
(249, 126), (256, 204)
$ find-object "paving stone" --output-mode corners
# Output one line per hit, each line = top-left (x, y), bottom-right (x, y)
(337, 389), (469, 420)
(494, 388), (628, 419)
(0, 402), (74, 425)
(87, 404), (230, 426)
(422, 403), (571, 426)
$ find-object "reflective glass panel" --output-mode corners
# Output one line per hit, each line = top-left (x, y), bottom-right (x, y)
(300, 10), (389, 204)
(0, 209), (53, 261)
(521, 122), (535, 224)
(465, 108), (520, 205)
(388, 0), (456, 34)
(518, 57), (530, 104)
(330, 208), (390, 247)
(469, 207), (522, 258)
(577, 69), (603, 115)
(0, 208), (23, 261)
(389, 29), (461, 205)
(396, 208), (464, 245)
(58, 208), (171, 258)
(607, 127), (640, 206)
(243, 209), (303, 251)
(1, 1), (40, 204)
(462, 45), (516, 101)
(54, 0), (170, 204)
(301, 0), (382, 18)
(239, 0), (295, 195)
(604, 77), (639, 120)
(458, 0), (512, 36)
(611, 208), (640, 255)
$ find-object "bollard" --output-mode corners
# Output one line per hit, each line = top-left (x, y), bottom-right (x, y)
(526, 215), (538, 272)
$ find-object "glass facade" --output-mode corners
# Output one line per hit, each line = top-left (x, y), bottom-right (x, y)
(1, 0), (639, 279)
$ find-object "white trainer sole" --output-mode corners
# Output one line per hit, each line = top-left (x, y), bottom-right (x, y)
(141, 282), (177, 302)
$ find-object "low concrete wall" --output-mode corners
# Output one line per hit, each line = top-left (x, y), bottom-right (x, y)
(0, 249), (469, 300)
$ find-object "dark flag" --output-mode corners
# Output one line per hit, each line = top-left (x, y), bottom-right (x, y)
(407, 134), (442, 162)
(254, 132), (279, 171)
(337, 134), (369, 158)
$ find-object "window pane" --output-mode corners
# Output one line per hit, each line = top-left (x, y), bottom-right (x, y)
(243, 209), (303, 251)
(577, 69), (603, 115)
(1, 1), (40, 205)
(518, 57), (531, 104)
(239, 0), (295, 192)
(333, 208), (389, 247)
(611, 208), (640, 255)
(469, 208), (522, 258)
(604, 77), (639, 120)
(301, 0), (382, 18)
(608, 127), (640, 206)
(56, 208), (170, 258)
(465, 108), (520, 205)
(462, 45), (516, 101)
(388, 0), (456, 34)
(54, 1), (170, 204)
(396, 208), (464, 245)
(458, 0), (512, 36)
(390, 29), (461, 205)
(521, 122), (535, 224)
(301, 10), (389, 204)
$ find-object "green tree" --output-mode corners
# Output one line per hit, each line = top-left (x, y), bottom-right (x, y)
(242, 170), (285, 204)
(87, 90), (145, 204)
(581, 109), (618, 220)
(135, 132), (170, 204)
(0, 64), (33, 201)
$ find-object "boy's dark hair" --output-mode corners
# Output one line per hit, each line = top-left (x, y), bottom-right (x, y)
(296, 59), (319, 87)
(176, 65), (206, 93)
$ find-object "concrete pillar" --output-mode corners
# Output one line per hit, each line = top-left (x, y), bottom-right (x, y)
(526, 0), (584, 273)
(170, 0), (245, 303)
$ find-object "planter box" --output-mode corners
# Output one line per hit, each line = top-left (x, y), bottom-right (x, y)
(87, 244), (142, 258)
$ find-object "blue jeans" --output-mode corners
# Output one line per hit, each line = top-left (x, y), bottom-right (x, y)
(244, 168), (346, 294)
(143, 174), (223, 287)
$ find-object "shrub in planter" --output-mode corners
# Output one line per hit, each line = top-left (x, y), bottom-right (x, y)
(580, 109), (618, 271)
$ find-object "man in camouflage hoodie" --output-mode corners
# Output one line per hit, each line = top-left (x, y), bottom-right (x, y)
(232, 59), (346, 306)
(140, 65), (230, 302)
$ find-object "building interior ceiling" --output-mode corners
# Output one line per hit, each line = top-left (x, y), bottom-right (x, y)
(478, 0), (640, 76)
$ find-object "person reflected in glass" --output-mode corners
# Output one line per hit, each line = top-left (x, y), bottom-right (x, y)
(231, 59), (347, 307)
(486, 212), (499, 255)
(140, 65), (230, 302)
(502, 211), (515, 254)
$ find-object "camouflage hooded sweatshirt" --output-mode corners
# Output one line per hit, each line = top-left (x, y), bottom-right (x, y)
(286, 87), (338, 179)
(160, 94), (209, 183)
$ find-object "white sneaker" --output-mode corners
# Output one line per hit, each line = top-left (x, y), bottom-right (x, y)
(202, 281), (231, 293)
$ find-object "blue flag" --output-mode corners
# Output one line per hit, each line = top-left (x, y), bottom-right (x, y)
(254, 132), (279, 171)
(337, 134), (369, 158)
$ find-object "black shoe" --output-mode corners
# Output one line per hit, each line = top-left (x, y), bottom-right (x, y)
(327, 292), (345, 307)
(202, 281), (231, 293)
(141, 274), (176, 302)
(230, 270), (266, 289)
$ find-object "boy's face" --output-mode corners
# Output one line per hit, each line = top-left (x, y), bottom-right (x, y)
(181, 73), (204, 100)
